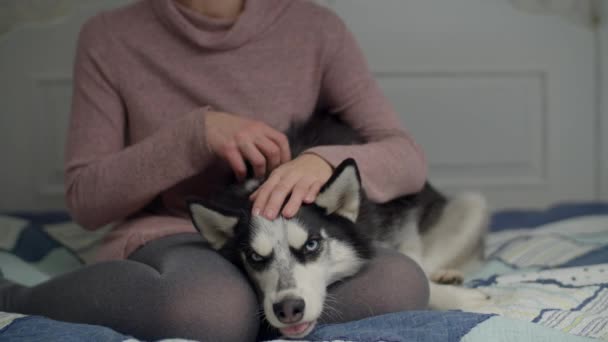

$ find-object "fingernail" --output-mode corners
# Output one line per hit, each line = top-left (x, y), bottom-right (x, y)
(265, 209), (275, 219)
(252, 208), (260, 216)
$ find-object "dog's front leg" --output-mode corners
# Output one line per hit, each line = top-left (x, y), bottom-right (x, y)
(395, 212), (424, 268)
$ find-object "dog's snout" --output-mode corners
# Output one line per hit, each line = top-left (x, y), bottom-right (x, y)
(273, 298), (305, 324)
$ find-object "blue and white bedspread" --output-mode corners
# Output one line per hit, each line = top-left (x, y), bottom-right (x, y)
(467, 214), (608, 339)
(1, 202), (608, 341)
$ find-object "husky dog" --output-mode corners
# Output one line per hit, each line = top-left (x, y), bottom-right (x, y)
(188, 113), (490, 338)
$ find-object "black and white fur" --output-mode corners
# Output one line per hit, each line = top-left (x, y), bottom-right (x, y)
(188, 113), (490, 338)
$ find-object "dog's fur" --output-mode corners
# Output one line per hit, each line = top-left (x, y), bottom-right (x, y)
(187, 113), (490, 338)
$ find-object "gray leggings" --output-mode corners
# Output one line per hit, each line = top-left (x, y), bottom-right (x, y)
(1, 233), (429, 341)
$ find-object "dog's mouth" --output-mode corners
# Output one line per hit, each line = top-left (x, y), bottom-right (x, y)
(279, 320), (316, 338)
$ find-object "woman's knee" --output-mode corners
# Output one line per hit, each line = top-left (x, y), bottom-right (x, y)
(154, 274), (260, 342)
(324, 248), (429, 323)
(126, 239), (261, 341)
(367, 249), (430, 311)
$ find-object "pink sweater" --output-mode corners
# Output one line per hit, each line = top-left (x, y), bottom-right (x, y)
(65, 0), (427, 261)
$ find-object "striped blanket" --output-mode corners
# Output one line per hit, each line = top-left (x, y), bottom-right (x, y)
(467, 214), (608, 339)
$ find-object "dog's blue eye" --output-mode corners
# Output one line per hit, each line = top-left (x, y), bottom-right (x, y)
(304, 239), (319, 252)
(250, 252), (264, 262)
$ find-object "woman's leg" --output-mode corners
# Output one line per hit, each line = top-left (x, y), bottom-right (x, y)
(0, 233), (259, 342)
(321, 248), (430, 324)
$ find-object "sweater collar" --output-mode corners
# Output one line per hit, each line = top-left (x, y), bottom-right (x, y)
(151, 0), (294, 50)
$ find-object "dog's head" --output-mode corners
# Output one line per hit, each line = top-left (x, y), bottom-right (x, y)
(188, 159), (372, 338)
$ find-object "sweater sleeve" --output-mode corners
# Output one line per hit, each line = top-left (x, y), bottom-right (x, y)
(64, 15), (213, 230)
(306, 14), (427, 202)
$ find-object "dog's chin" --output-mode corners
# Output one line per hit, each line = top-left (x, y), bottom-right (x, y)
(278, 320), (317, 339)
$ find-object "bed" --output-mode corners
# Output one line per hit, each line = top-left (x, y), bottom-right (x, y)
(1, 202), (607, 341)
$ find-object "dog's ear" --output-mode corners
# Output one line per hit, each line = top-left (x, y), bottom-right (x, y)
(188, 199), (239, 250)
(314, 158), (361, 223)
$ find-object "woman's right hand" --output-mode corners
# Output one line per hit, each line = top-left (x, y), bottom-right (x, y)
(204, 111), (291, 182)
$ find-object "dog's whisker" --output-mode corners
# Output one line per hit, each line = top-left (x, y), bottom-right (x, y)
(324, 294), (340, 305)
(322, 305), (341, 319)
(323, 297), (343, 320)
(322, 296), (343, 320)
(255, 308), (266, 319)
(322, 302), (344, 322)
(325, 303), (343, 316)
(324, 293), (338, 301)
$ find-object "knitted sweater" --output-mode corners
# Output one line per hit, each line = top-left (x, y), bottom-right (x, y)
(65, 0), (427, 261)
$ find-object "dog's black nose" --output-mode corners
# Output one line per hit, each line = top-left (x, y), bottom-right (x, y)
(273, 298), (305, 324)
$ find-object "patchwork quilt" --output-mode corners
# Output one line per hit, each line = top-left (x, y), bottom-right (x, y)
(1, 202), (607, 342)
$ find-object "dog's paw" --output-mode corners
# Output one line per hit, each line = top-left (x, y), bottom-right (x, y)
(430, 269), (464, 285)
(456, 288), (492, 312)
(429, 284), (492, 312)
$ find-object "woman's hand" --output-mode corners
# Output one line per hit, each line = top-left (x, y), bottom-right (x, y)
(205, 111), (291, 181)
(250, 153), (333, 219)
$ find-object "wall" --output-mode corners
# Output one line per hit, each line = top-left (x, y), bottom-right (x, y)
(331, 0), (598, 209)
(601, 0), (608, 199)
(0, 1), (130, 211)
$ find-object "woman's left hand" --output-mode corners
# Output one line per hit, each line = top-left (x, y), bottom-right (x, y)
(250, 153), (333, 219)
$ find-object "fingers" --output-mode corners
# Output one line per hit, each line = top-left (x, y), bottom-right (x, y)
(254, 136), (282, 173)
(223, 144), (247, 182)
(238, 139), (267, 179)
(251, 175), (320, 220)
(250, 178), (272, 218)
(249, 154), (333, 220)
(304, 181), (323, 204)
(265, 129), (291, 164)
(281, 179), (315, 218)
(206, 112), (291, 183)
(234, 126), (290, 180)
(251, 173), (291, 219)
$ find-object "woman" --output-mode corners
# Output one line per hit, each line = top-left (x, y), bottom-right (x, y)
(0, 0), (429, 340)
